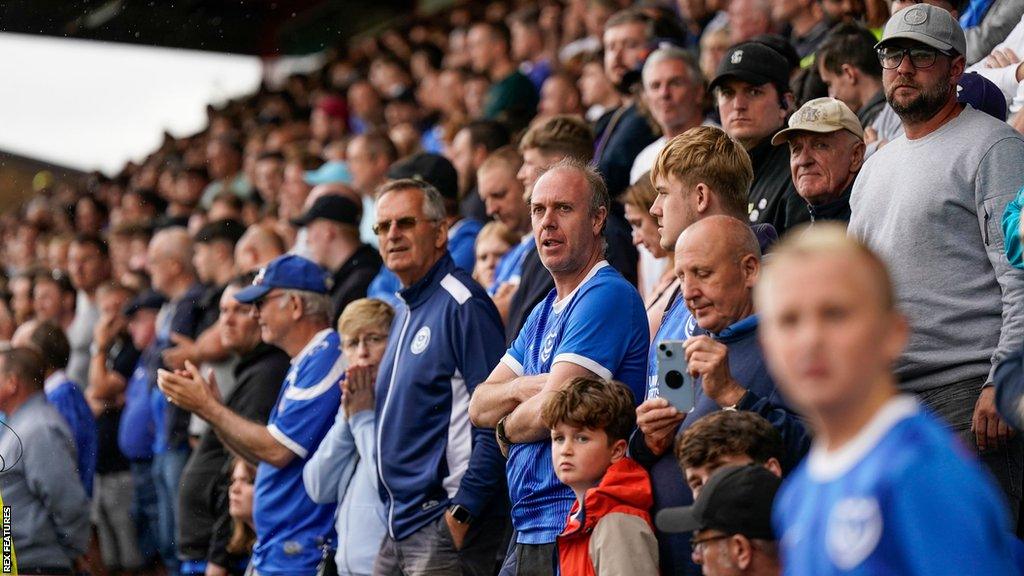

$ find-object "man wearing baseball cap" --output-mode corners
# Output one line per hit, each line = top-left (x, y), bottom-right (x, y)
(292, 194), (381, 324)
(710, 41), (808, 236)
(772, 97), (865, 224)
(656, 464), (781, 576)
(158, 254), (345, 576)
(849, 3), (1024, 527)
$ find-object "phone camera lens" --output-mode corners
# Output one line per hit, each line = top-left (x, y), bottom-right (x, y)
(666, 370), (683, 389)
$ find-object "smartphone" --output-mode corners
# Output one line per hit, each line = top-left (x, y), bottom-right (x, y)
(656, 340), (695, 413)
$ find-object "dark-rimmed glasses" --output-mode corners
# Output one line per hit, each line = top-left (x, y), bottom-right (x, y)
(877, 47), (949, 70)
(691, 533), (732, 554)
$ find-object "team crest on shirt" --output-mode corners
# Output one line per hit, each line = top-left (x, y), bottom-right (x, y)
(826, 497), (883, 570)
(410, 326), (431, 354)
(539, 328), (557, 363)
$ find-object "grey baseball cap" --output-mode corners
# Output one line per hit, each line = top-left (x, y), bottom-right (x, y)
(876, 4), (966, 56)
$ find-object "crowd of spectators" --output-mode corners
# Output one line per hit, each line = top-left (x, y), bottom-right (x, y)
(3, 0), (1024, 575)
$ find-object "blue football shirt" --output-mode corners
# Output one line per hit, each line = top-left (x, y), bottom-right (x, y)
(774, 395), (1017, 575)
(645, 291), (697, 400)
(251, 329), (346, 576)
(501, 262), (649, 544)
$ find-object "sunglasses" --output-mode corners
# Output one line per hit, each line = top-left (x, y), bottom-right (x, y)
(371, 216), (437, 235)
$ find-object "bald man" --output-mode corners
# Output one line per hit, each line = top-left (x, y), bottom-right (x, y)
(633, 215), (809, 575)
(145, 227), (205, 574)
(759, 225), (1017, 574)
(234, 225), (286, 273)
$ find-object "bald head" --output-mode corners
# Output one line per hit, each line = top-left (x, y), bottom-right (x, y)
(149, 227), (193, 268)
(675, 215), (760, 333)
(675, 215), (761, 261)
(235, 225), (286, 273)
(306, 184), (361, 210)
(10, 319), (38, 349)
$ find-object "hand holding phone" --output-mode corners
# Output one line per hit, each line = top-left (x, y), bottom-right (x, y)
(656, 340), (696, 413)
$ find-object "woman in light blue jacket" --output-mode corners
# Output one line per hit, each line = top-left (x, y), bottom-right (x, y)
(303, 299), (393, 576)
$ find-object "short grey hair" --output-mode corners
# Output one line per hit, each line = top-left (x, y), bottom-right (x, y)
(376, 178), (447, 223)
(642, 45), (704, 86)
(535, 158), (609, 218)
(280, 289), (332, 323)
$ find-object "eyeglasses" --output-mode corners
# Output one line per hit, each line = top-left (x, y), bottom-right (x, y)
(691, 533), (732, 554)
(372, 217), (437, 236)
(877, 47), (949, 70)
(342, 333), (388, 350)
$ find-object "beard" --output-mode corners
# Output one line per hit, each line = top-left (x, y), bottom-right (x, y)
(886, 77), (952, 124)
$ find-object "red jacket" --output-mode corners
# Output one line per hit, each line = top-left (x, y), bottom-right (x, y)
(557, 457), (659, 576)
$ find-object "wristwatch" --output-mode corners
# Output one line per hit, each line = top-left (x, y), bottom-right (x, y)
(448, 504), (473, 524)
(496, 415), (512, 446)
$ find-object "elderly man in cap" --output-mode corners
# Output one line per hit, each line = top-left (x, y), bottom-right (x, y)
(772, 97), (865, 224)
(293, 194), (382, 323)
(710, 42), (807, 235)
(158, 254), (344, 576)
(849, 3), (1024, 525)
(656, 465), (781, 576)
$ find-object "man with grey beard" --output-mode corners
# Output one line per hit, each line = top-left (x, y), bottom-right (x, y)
(848, 4), (1024, 530)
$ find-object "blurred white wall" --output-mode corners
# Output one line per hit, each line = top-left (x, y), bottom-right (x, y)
(0, 32), (262, 175)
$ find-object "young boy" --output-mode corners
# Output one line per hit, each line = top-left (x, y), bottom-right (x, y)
(758, 225), (1017, 574)
(542, 376), (658, 576)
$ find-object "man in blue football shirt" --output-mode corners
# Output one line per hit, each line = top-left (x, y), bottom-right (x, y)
(758, 225), (1017, 575)
(469, 159), (650, 576)
(159, 254), (344, 576)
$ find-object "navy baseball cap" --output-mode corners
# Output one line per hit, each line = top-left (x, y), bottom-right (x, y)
(234, 254), (331, 303)
(958, 72), (1008, 122)
(123, 291), (166, 317)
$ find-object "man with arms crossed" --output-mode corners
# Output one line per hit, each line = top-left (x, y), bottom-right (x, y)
(470, 160), (649, 576)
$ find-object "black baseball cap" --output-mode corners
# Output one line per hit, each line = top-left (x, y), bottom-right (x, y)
(709, 42), (792, 95)
(655, 464), (780, 540)
(387, 152), (460, 201)
(290, 194), (362, 228)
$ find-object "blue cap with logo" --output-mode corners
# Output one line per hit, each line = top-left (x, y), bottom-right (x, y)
(234, 254), (331, 303)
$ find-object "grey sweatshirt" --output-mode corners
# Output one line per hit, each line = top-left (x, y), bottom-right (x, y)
(849, 106), (1024, 392)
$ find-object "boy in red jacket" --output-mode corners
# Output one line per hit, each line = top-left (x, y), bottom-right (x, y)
(542, 376), (659, 576)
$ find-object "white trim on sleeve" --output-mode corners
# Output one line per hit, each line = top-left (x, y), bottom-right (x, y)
(500, 353), (525, 377)
(268, 423), (309, 459)
(552, 353), (613, 381)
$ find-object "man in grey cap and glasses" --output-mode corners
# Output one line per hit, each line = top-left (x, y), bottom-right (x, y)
(848, 3), (1024, 530)
(656, 464), (781, 576)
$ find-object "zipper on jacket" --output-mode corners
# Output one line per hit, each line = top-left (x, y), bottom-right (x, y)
(376, 300), (412, 539)
(984, 207), (991, 246)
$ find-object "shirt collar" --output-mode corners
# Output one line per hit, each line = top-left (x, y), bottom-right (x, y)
(807, 394), (919, 482)
(552, 260), (609, 314)
(710, 314), (759, 341)
(43, 370), (70, 394)
(290, 328), (333, 366)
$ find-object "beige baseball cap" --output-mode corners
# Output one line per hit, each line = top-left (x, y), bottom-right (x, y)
(771, 97), (864, 145)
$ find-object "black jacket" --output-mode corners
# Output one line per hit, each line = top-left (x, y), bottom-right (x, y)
(329, 243), (382, 324)
(747, 138), (810, 236)
(176, 343), (290, 569)
(807, 183), (853, 225)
